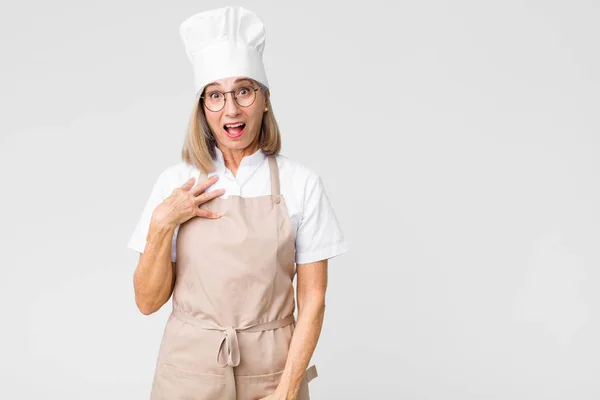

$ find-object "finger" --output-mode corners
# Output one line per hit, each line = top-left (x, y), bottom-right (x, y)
(195, 188), (226, 205)
(191, 175), (219, 195)
(195, 208), (221, 219)
(180, 177), (195, 190)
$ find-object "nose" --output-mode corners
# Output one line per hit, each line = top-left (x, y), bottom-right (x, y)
(223, 91), (241, 116)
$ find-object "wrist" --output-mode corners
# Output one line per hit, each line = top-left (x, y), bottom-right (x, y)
(151, 207), (178, 231)
(275, 384), (298, 400)
(151, 215), (177, 232)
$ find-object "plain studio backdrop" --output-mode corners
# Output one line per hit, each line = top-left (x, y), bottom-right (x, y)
(1, 0), (598, 399)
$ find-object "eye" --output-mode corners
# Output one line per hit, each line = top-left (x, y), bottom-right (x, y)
(208, 91), (222, 100)
(237, 87), (251, 95)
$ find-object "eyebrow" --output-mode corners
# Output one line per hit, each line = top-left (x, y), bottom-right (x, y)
(204, 78), (254, 90)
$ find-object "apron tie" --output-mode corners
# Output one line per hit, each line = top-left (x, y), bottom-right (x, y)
(217, 326), (241, 366)
(172, 309), (295, 400)
(217, 328), (240, 400)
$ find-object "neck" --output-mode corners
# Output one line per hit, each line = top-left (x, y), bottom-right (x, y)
(218, 141), (260, 177)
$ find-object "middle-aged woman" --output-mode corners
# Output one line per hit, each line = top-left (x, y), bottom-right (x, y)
(127, 6), (349, 400)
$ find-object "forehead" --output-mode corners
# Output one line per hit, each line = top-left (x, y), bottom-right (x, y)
(204, 76), (254, 90)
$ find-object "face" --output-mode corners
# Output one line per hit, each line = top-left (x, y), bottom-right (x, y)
(201, 76), (267, 153)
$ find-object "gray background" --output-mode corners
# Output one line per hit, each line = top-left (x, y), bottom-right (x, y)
(1, 0), (598, 399)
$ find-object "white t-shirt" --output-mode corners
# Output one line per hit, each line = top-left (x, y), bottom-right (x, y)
(127, 147), (349, 266)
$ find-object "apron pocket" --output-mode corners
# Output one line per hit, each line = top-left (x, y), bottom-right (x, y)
(151, 362), (227, 400)
(235, 369), (284, 399)
(234, 364), (318, 400)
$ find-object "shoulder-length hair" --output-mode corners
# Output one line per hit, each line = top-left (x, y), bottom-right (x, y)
(181, 81), (281, 174)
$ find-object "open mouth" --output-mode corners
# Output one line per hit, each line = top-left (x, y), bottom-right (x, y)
(224, 122), (246, 138)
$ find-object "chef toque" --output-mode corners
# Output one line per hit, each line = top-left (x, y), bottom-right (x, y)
(179, 6), (270, 96)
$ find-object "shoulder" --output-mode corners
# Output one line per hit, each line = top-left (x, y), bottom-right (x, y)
(274, 153), (323, 205)
(274, 153), (321, 186)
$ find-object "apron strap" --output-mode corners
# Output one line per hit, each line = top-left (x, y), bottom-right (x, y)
(306, 364), (318, 382)
(268, 155), (281, 204)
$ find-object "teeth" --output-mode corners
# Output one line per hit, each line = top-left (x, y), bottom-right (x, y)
(225, 123), (244, 128)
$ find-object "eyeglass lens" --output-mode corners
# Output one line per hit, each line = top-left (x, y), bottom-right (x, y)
(203, 86), (256, 111)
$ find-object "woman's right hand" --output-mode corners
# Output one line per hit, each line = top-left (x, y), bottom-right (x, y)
(152, 175), (225, 228)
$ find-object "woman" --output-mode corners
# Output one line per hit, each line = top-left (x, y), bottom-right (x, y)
(127, 6), (349, 400)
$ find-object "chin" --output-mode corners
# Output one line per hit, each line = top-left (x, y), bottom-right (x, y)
(218, 136), (256, 150)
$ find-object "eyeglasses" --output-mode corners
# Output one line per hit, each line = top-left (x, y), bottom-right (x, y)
(199, 86), (260, 112)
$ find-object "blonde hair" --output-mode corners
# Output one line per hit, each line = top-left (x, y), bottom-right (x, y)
(181, 82), (281, 173)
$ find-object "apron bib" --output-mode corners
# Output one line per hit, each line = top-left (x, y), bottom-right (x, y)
(149, 155), (318, 400)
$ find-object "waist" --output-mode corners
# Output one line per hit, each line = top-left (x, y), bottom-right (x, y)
(171, 308), (295, 332)
(171, 308), (295, 400)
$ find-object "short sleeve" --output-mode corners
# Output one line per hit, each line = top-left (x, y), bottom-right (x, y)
(294, 173), (349, 264)
(127, 171), (178, 262)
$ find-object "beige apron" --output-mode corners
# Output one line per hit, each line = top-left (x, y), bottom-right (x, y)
(149, 155), (318, 400)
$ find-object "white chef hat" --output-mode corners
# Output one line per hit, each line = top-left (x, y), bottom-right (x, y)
(179, 6), (269, 96)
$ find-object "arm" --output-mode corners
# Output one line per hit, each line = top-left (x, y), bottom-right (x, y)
(133, 215), (177, 315)
(276, 259), (328, 399)
(131, 175), (223, 315)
